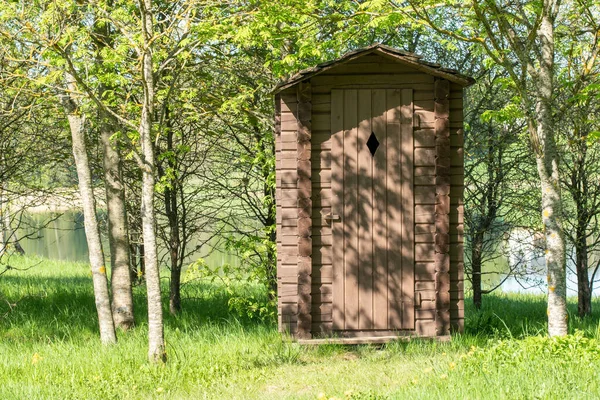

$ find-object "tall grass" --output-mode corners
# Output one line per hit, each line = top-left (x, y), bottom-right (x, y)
(1, 255), (600, 399)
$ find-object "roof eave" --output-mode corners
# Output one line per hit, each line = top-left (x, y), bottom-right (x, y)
(273, 45), (476, 94)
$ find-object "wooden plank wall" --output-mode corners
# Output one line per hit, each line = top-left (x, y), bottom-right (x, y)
(297, 82), (313, 339)
(309, 53), (442, 336)
(276, 88), (299, 335)
(434, 79), (451, 336)
(276, 53), (466, 337)
(449, 83), (465, 332)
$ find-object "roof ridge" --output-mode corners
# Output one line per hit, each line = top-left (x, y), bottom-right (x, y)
(274, 44), (475, 93)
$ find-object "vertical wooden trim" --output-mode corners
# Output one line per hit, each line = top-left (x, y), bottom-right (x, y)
(297, 81), (312, 339)
(386, 89), (402, 329)
(343, 90), (359, 330)
(274, 93), (284, 333)
(400, 89), (415, 330)
(331, 90), (345, 330)
(357, 89), (373, 330)
(372, 89), (388, 329)
(274, 93), (282, 137)
(434, 79), (451, 336)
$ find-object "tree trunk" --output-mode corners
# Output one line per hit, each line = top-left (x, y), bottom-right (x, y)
(575, 224), (592, 317)
(163, 130), (182, 315)
(61, 76), (116, 345)
(139, 0), (165, 363)
(1, 180), (24, 256)
(2, 210), (24, 255)
(471, 231), (484, 309)
(93, 4), (135, 331)
(101, 121), (135, 329)
(0, 184), (5, 258)
(535, 5), (568, 337)
(255, 124), (277, 298)
(169, 236), (181, 315)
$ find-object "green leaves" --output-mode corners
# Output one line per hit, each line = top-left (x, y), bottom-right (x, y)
(480, 102), (523, 124)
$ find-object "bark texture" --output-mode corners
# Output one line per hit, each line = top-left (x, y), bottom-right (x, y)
(536, 3), (567, 336)
(139, 0), (166, 362)
(101, 123), (135, 329)
(61, 76), (117, 344)
(93, 6), (136, 330)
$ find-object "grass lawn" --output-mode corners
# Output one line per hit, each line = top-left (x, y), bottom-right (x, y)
(2, 255), (600, 399)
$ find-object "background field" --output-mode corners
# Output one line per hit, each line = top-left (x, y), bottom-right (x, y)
(2, 256), (600, 399)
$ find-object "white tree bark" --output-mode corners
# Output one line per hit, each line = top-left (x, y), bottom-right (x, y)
(93, 11), (136, 331)
(536, 2), (567, 337)
(139, 0), (166, 362)
(61, 75), (117, 344)
(101, 123), (136, 330)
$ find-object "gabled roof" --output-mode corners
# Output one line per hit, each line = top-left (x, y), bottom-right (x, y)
(274, 44), (476, 93)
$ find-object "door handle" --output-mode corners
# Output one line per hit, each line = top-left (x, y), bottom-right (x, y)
(324, 213), (340, 222)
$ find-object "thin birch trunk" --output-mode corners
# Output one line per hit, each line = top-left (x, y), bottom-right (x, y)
(535, 3), (567, 336)
(93, 6), (135, 331)
(61, 75), (117, 344)
(139, 0), (165, 362)
(101, 121), (135, 329)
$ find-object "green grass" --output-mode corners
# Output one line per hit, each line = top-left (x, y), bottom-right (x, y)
(2, 255), (600, 399)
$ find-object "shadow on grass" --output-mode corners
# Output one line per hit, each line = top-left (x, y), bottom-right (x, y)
(464, 293), (600, 338)
(3, 271), (600, 345)
(0, 274), (274, 343)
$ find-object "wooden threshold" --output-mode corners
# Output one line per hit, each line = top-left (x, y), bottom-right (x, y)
(297, 335), (451, 345)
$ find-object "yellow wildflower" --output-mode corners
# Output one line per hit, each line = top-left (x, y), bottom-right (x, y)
(440, 374), (448, 379)
(31, 353), (42, 365)
(449, 362), (456, 370)
(156, 387), (164, 393)
(424, 367), (433, 373)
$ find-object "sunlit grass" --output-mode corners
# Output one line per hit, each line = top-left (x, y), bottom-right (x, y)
(1, 255), (600, 399)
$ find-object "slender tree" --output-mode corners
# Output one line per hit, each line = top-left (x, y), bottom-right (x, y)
(559, 91), (600, 317)
(464, 70), (535, 308)
(60, 74), (117, 344)
(92, 14), (136, 330)
(398, 0), (569, 336)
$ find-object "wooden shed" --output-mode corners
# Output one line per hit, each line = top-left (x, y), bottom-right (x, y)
(273, 44), (474, 342)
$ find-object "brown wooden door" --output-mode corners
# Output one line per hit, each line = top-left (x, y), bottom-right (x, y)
(331, 88), (414, 332)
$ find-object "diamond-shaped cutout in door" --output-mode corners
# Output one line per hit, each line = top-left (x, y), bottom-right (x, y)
(366, 131), (379, 156)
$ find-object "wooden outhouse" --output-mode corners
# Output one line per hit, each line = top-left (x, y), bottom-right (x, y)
(273, 44), (474, 342)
